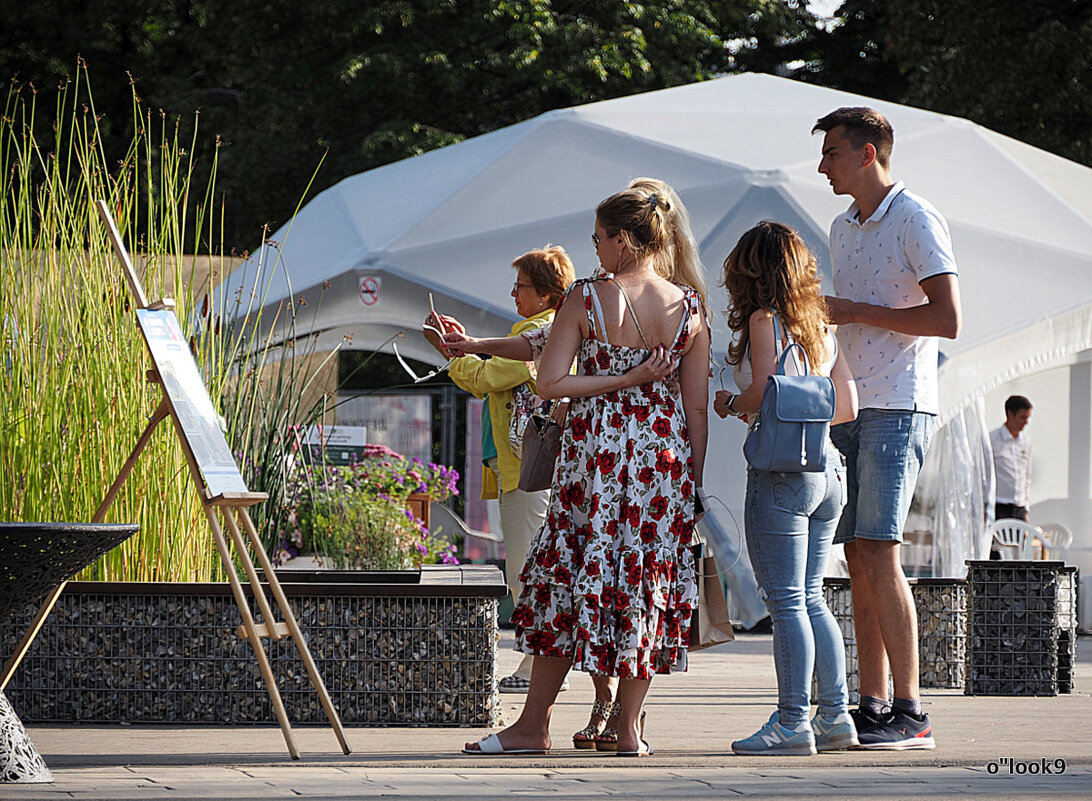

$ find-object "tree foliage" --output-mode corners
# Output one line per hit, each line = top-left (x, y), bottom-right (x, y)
(795, 0), (1092, 167)
(0, 0), (816, 250)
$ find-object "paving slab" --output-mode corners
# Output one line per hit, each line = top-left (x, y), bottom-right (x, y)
(5, 632), (1089, 799)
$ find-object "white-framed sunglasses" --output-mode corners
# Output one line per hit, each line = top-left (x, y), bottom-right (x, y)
(392, 319), (457, 384)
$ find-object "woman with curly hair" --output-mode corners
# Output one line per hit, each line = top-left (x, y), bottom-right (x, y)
(713, 221), (859, 756)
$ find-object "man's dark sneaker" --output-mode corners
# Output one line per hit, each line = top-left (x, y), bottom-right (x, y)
(856, 710), (936, 750)
(848, 705), (886, 737)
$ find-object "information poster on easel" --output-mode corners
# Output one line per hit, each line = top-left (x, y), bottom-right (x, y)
(83, 199), (350, 758)
(135, 309), (248, 497)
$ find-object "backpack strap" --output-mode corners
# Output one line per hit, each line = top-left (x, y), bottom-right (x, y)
(771, 314), (810, 376)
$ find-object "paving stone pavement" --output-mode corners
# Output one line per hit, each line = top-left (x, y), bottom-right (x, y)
(9, 763), (1092, 800)
(7, 633), (1091, 800)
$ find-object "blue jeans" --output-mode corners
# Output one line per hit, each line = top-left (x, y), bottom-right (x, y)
(830, 409), (935, 545)
(745, 455), (849, 727)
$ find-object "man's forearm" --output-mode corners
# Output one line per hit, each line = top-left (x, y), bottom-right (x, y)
(826, 297), (960, 338)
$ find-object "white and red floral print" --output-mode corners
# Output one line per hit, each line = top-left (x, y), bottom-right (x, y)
(514, 277), (701, 679)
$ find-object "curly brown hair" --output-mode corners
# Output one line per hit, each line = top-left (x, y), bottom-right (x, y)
(721, 221), (830, 372)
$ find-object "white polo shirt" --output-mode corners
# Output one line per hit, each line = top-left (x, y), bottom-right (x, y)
(990, 424), (1031, 507)
(830, 182), (958, 413)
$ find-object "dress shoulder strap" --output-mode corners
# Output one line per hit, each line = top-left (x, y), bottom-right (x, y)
(582, 279), (610, 343)
(605, 277), (651, 349)
(670, 286), (707, 353)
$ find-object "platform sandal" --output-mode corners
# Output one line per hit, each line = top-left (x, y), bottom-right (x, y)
(593, 701), (624, 752)
(598, 707), (645, 753)
(572, 698), (617, 749)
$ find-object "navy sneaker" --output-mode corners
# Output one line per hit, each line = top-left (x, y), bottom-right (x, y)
(856, 710), (935, 750)
(851, 707), (886, 733)
(849, 705), (887, 736)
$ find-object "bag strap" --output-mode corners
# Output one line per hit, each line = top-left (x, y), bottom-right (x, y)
(608, 277), (652, 349)
(771, 315), (810, 376)
(533, 397), (559, 424)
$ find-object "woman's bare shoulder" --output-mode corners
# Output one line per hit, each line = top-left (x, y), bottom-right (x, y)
(747, 308), (777, 330)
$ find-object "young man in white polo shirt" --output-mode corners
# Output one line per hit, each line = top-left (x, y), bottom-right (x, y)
(813, 107), (962, 750)
(990, 395), (1033, 524)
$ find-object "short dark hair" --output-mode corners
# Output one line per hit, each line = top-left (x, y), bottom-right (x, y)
(1005, 395), (1033, 415)
(812, 107), (894, 168)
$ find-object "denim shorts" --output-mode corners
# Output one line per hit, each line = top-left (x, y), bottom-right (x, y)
(829, 408), (934, 545)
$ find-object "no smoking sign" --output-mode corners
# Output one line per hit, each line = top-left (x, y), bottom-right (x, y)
(359, 276), (382, 306)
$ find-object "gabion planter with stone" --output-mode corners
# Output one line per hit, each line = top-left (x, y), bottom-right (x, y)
(0, 565), (505, 727)
(822, 577), (967, 702)
(913, 579), (968, 688)
(965, 560), (1077, 697)
(1057, 566), (1078, 693)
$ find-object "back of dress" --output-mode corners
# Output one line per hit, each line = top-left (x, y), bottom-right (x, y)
(512, 276), (701, 680)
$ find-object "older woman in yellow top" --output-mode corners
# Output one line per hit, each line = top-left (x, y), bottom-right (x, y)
(424, 246), (575, 692)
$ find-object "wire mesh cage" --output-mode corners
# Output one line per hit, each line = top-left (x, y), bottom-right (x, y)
(965, 561), (1077, 697)
(0, 574), (502, 727)
(821, 577), (967, 702)
(914, 579), (968, 689)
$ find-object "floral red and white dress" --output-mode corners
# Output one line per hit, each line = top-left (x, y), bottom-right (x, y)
(513, 277), (701, 678)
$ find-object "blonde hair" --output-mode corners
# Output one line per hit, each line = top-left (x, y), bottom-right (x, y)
(596, 177), (708, 305)
(721, 221), (829, 371)
(512, 245), (576, 306)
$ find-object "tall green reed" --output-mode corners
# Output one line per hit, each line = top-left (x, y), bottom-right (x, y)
(0, 66), (336, 581)
(0, 68), (223, 580)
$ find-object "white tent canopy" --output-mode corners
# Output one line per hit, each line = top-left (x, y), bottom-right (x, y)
(218, 73), (1092, 582)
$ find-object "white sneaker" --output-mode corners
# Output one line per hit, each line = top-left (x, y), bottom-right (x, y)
(732, 712), (816, 756)
(811, 711), (859, 751)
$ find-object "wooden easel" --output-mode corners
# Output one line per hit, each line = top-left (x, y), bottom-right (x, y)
(0, 202), (350, 759)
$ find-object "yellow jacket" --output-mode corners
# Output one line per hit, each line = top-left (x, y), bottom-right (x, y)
(448, 309), (553, 498)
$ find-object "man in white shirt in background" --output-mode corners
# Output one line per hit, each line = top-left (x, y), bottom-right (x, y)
(990, 395), (1033, 523)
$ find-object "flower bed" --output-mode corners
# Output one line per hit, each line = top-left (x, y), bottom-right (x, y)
(276, 445), (460, 570)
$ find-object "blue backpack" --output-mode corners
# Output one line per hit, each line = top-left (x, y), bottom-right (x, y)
(742, 317), (835, 472)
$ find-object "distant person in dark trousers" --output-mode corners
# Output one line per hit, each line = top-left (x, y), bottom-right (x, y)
(814, 107), (962, 751)
(990, 395), (1032, 522)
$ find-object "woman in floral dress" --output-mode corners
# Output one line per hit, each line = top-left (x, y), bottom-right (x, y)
(464, 178), (710, 756)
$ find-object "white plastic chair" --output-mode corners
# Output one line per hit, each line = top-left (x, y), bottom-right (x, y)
(1037, 523), (1073, 562)
(989, 518), (1038, 560)
(900, 529), (933, 577)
